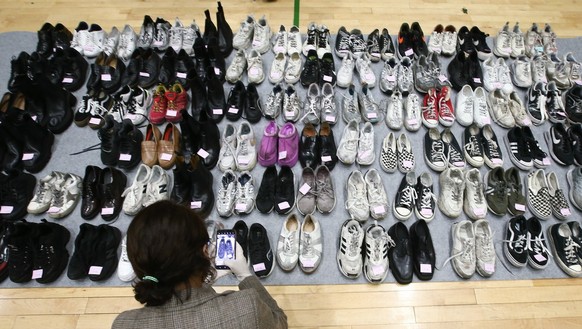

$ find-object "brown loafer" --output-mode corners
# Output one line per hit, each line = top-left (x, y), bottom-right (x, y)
(158, 122), (181, 169)
(141, 123), (161, 166)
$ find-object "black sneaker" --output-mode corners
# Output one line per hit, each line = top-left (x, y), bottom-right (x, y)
(548, 222), (582, 277)
(546, 81), (567, 123)
(505, 167), (526, 216)
(410, 22), (428, 58)
(387, 222), (413, 284)
(522, 125), (550, 168)
(526, 217), (550, 269)
(34, 220), (70, 284)
(319, 52), (336, 86)
(463, 124), (484, 167)
(457, 26), (475, 54)
(565, 84), (582, 123)
(232, 220), (248, 259)
(568, 124), (582, 166)
(225, 80), (246, 122)
(6, 220), (39, 283)
(504, 215), (528, 267)
(379, 28), (396, 60)
(0, 170), (37, 221)
(248, 223), (274, 278)
(349, 29), (367, 57)
(568, 221), (582, 261)
(300, 49), (320, 87)
(447, 51), (468, 91)
(526, 82), (547, 125)
(274, 165), (295, 214)
(415, 172), (436, 222)
(392, 172), (417, 220)
(410, 219), (435, 281)
(424, 127), (448, 172)
(545, 123), (574, 166)
(244, 83), (262, 124)
(335, 26), (351, 58)
(367, 28), (381, 62)
(100, 167), (127, 222)
(469, 26), (492, 60)
(88, 224), (122, 281)
(117, 119), (143, 170)
(467, 51), (484, 89)
(81, 165), (103, 220)
(397, 23), (414, 59)
(504, 126), (533, 170)
(441, 128), (466, 168)
(256, 166), (277, 214)
(97, 115), (121, 166)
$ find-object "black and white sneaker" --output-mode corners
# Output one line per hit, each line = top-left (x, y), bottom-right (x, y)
(380, 132), (398, 173)
(526, 216), (550, 269)
(504, 215), (528, 267)
(568, 124), (582, 166)
(546, 81), (567, 123)
(505, 126), (533, 170)
(547, 223), (582, 277)
(526, 82), (547, 125)
(379, 28), (396, 61)
(415, 172), (436, 222)
(479, 124), (503, 168)
(337, 219), (364, 278)
(526, 169), (552, 220)
(300, 49), (320, 87)
(463, 124), (484, 167)
(545, 123), (574, 166)
(441, 128), (466, 168)
(392, 172), (417, 221)
(335, 26), (351, 58)
(248, 223), (274, 278)
(363, 223), (392, 283)
(523, 125), (551, 168)
(424, 128), (448, 172)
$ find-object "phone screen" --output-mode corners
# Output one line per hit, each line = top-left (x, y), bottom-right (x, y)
(215, 230), (236, 269)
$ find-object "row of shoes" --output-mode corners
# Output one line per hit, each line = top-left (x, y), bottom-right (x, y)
(494, 22), (559, 58)
(27, 172), (82, 219)
(337, 219), (435, 284)
(345, 169), (390, 221)
(504, 216), (550, 270)
(276, 214), (323, 273)
(0, 171), (36, 221)
(508, 53), (581, 90)
(121, 164), (170, 215)
(335, 27), (392, 61)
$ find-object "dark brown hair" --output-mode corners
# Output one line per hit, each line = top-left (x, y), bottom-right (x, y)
(127, 200), (215, 306)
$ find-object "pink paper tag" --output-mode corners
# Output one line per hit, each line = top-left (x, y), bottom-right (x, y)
(126, 114), (136, 120)
(62, 77), (73, 84)
(484, 263), (495, 272)
(492, 158), (503, 164)
(214, 67), (221, 75)
(365, 72), (375, 81)
(372, 264), (385, 276)
(523, 118), (532, 125)
(368, 112), (378, 119)
(197, 149), (209, 159)
(278, 201), (290, 210)
(166, 110), (177, 117)
(32, 269), (43, 279)
(561, 208), (572, 216)
(482, 117), (491, 124)
(325, 115), (336, 122)
(253, 263), (267, 271)
(403, 160), (413, 168)
(299, 183), (311, 195)
(139, 72), (150, 77)
(373, 205), (386, 214)
(420, 209), (433, 216)
(249, 67), (259, 76)
(359, 150), (371, 160)
(420, 263), (432, 273)
(474, 208), (485, 216)
(31, 115), (37, 121)
(279, 151), (287, 160)
(534, 253), (547, 262)
(88, 266), (103, 275)
(238, 157), (250, 165)
(101, 207), (114, 215)
(543, 158), (551, 165)
(453, 161), (465, 167)
(119, 153), (132, 161)
(408, 119), (419, 125)
(387, 75), (396, 82)
(301, 259), (316, 268)
(235, 203), (247, 211)
(152, 40), (163, 46)
(323, 75), (333, 82)
(22, 153), (34, 160)
(515, 203), (526, 211)
(0, 206), (14, 214)
(89, 117), (101, 125)
(321, 155), (332, 162)
(576, 80), (582, 85)
(213, 109), (223, 115)
(100, 74), (111, 81)
(190, 201), (202, 209)
(176, 72), (187, 78)
(48, 206), (60, 214)
(160, 153), (172, 161)
(228, 107), (239, 114)
(405, 48), (414, 56)
(438, 75), (448, 82)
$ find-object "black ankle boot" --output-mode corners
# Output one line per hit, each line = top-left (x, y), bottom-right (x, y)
(216, 1), (233, 57)
(206, 66), (226, 123)
(203, 9), (218, 45)
(179, 110), (199, 159)
(196, 110), (220, 169)
(189, 69), (209, 120)
(188, 154), (214, 218)
(171, 158), (192, 206)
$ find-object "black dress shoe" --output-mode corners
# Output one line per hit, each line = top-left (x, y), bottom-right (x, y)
(0, 171), (36, 221)
(8, 51), (31, 93)
(256, 166), (277, 213)
(388, 222), (414, 284)
(196, 110), (220, 169)
(194, 37), (209, 82)
(121, 48), (142, 87)
(207, 37), (226, 82)
(175, 49), (195, 87)
(188, 155), (215, 219)
(99, 167), (127, 222)
(36, 22), (54, 57)
(299, 123), (320, 169)
(61, 48), (88, 92)
(138, 48), (161, 88)
(171, 159), (192, 206)
(81, 166), (103, 220)
(225, 80), (246, 121)
(179, 110), (199, 159)
(318, 122), (338, 170)
(206, 66), (226, 122)
(157, 47), (177, 86)
(245, 83), (262, 123)
(100, 53), (126, 95)
(409, 220), (436, 281)
(52, 23), (73, 51)
(0, 121), (24, 172)
(274, 165), (295, 214)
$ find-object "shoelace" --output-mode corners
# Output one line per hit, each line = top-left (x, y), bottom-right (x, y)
(419, 188), (435, 211)
(564, 236), (580, 265)
(321, 95), (335, 116)
(89, 99), (110, 118)
(500, 32), (511, 49)
(317, 28), (329, 49)
(450, 182), (462, 202)
(51, 187), (64, 208)
(441, 237), (475, 270)
(529, 234), (550, 257)
(485, 137), (501, 159)
(442, 32), (456, 48)
(423, 96), (438, 120)
(338, 35), (350, 50)
(465, 136), (481, 157)
(400, 66), (413, 88)
(350, 34), (366, 52)
(33, 182), (50, 202)
(408, 97), (420, 120)
(238, 138), (250, 157)
(518, 62), (531, 78)
(533, 59), (547, 80)
(121, 180), (143, 204)
(512, 33), (525, 48)
(342, 92), (359, 116)
(274, 32), (286, 50)
(474, 182), (486, 204)
(439, 98), (453, 118)
(288, 33), (299, 50)
(35, 243), (55, 268)
(398, 185), (417, 208)
(367, 181), (387, 206)
(302, 233), (313, 257)
(430, 140), (446, 163)
(283, 231), (297, 254)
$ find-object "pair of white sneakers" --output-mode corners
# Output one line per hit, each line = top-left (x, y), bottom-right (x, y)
(121, 164), (170, 216)
(225, 49), (265, 85)
(218, 121), (257, 172)
(233, 15), (271, 54)
(337, 120), (375, 165)
(277, 214), (323, 273)
(345, 169), (389, 222)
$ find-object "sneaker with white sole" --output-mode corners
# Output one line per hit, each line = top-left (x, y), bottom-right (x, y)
(234, 171), (255, 215)
(218, 123), (238, 172)
(247, 50), (265, 84)
(226, 49), (247, 84)
(216, 170), (237, 217)
(269, 52), (286, 84)
(303, 83), (321, 125)
(385, 91), (403, 130)
(479, 124), (503, 168)
(121, 164), (151, 216)
(464, 168), (488, 220)
(510, 23), (526, 58)
(396, 133), (415, 173)
(235, 121), (257, 171)
(346, 170), (370, 222)
(27, 171), (64, 214)
(438, 167), (465, 218)
(356, 53), (376, 88)
(302, 22), (318, 57)
(380, 57), (398, 95)
(277, 213), (300, 271)
(337, 52), (355, 88)
(504, 215), (528, 267)
(320, 82), (338, 125)
(380, 132), (398, 173)
(358, 84), (380, 124)
(252, 16), (271, 54)
(512, 55), (533, 88)
(117, 236), (136, 282)
(393, 171), (417, 221)
(494, 22), (511, 58)
(285, 52), (302, 84)
(415, 172), (436, 222)
(337, 219), (364, 278)
(364, 169), (389, 220)
(488, 89), (516, 128)
(463, 124), (485, 167)
(450, 220), (476, 279)
(422, 88), (439, 128)
(441, 128), (466, 168)
(398, 57), (414, 96)
(363, 223), (392, 283)
(272, 25), (287, 55)
(424, 127), (448, 172)
(546, 171), (571, 220)
(342, 84), (361, 123)
(404, 93), (422, 132)
(474, 219), (496, 277)
(526, 169), (552, 220)
(317, 25), (331, 59)
(142, 165), (169, 207)
(356, 122), (375, 166)
(337, 119), (359, 164)
(473, 87), (492, 127)
(47, 173), (83, 219)
(233, 16), (254, 50)
(287, 26), (302, 55)
(283, 85), (301, 122)
(299, 214), (323, 273)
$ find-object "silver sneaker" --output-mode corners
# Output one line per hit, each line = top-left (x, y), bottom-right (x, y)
(181, 20), (198, 56)
(216, 170), (237, 217)
(345, 170), (370, 222)
(27, 171), (64, 214)
(356, 53), (376, 88)
(320, 82), (337, 124)
(438, 167), (465, 218)
(303, 83), (321, 125)
(380, 57), (398, 95)
(363, 223), (393, 283)
(450, 220), (476, 279)
(397, 57), (414, 96)
(464, 168), (488, 220)
(264, 84), (284, 119)
(277, 213), (300, 271)
(103, 26), (119, 56)
(233, 15), (254, 50)
(48, 172), (82, 219)
(364, 169), (389, 220)
(218, 123), (238, 172)
(337, 119), (359, 164)
(299, 214), (323, 273)
(384, 91), (403, 130)
(168, 18), (184, 53)
(117, 24), (137, 61)
(359, 84), (380, 123)
(234, 171), (255, 215)
(235, 121), (257, 171)
(342, 84), (361, 123)
(226, 49), (247, 84)
(283, 85), (301, 122)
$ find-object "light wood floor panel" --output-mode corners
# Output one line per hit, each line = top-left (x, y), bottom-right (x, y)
(0, 298), (88, 316)
(286, 307), (416, 326)
(475, 285), (582, 304)
(12, 315), (79, 329)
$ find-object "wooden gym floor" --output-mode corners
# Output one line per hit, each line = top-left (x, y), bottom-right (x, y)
(0, 0), (582, 328)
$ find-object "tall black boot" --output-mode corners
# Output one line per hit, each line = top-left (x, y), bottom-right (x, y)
(188, 154), (214, 219)
(216, 1), (233, 57)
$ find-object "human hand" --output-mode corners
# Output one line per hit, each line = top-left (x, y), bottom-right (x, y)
(224, 241), (252, 281)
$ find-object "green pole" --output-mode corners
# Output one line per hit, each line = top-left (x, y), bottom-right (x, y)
(293, 0), (300, 27)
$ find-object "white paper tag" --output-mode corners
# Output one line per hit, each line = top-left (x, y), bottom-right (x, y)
(325, 115), (336, 122)
(214, 67), (221, 75)
(453, 161), (465, 167)
(515, 203), (526, 211)
(484, 263), (495, 272)
(278, 201), (290, 210)
(408, 119), (418, 125)
(166, 110), (177, 117)
(89, 117), (101, 125)
(420, 263), (432, 273)
(32, 269), (43, 279)
(278, 151), (287, 160)
(492, 158), (503, 164)
(368, 112), (378, 119)
(373, 205), (386, 214)
(420, 208), (433, 217)
(561, 208), (572, 216)
(360, 150), (371, 159)
(0, 206), (14, 214)
(191, 201), (202, 209)
(576, 80), (582, 85)
(160, 153), (173, 161)
(438, 74), (448, 82)
(253, 263), (266, 271)
(405, 48), (414, 56)
(62, 77), (73, 84)
(238, 157), (249, 165)
(372, 264), (385, 276)
(402, 160), (413, 168)
(100, 74), (112, 81)
(299, 183), (311, 195)
(126, 114), (136, 120)
(323, 75), (333, 82)
(473, 77), (482, 83)
(213, 109), (223, 115)
(139, 71), (150, 77)
(543, 158), (551, 165)
(321, 155), (332, 162)
(228, 107), (239, 114)
(301, 259), (316, 268)
(534, 253), (547, 262)
(48, 206), (60, 214)
(176, 72), (187, 78)
(22, 153), (34, 160)
(197, 149), (210, 159)
(101, 207), (114, 215)
(474, 208), (486, 216)
(235, 203), (247, 211)
(119, 153), (132, 161)
(387, 75), (396, 82)
(31, 115), (37, 121)
(88, 266), (103, 275)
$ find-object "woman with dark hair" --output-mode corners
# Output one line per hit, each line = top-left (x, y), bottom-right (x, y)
(112, 200), (288, 329)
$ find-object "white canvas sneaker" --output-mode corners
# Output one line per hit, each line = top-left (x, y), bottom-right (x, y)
(234, 171), (255, 215)
(337, 219), (364, 278)
(385, 91), (403, 130)
(117, 236), (136, 282)
(269, 52), (287, 84)
(284, 52), (302, 84)
(346, 170), (370, 222)
(456, 84), (474, 126)
(143, 165), (170, 207)
(235, 121), (257, 171)
(450, 220), (476, 279)
(473, 87), (492, 127)
(121, 164), (152, 216)
(277, 214), (301, 271)
(218, 123), (238, 172)
(438, 167), (465, 218)
(287, 25), (302, 56)
(364, 169), (389, 220)
(359, 84), (380, 123)
(497, 57), (514, 94)
(216, 170), (237, 217)
(474, 219), (496, 277)
(357, 122), (375, 166)
(247, 50), (265, 84)
(283, 85), (301, 122)
(379, 132), (398, 173)
(363, 223), (392, 283)
(252, 16), (272, 54)
(226, 49), (247, 84)
(396, 133), (415, 173)
(356, 53), (376, 88)
(464, 168), (488, 220)
(299, 214), (323, 273)
(512, 55), (533, 88)
(337, 119), (359, 164)
(27, 171), (64, 214)
(404, 93), (422, 132)
(337, 52), (355, 88)
(320, 82), (337, 124)
(272, 25), (287, 54)
(488, 89), (516, 128)
(342, 84), (361, 123)
(233, 15), (254, 50)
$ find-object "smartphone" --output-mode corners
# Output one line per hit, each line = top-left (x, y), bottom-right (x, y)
(215, 229), (236, 269)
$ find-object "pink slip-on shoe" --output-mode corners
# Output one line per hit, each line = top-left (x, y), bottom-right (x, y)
(278, 122), (299, 167)
(258, 120), (279, 167)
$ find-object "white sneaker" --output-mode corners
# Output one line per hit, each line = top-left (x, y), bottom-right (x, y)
(507, 91), (530, 126)
(510, 22), (526, 58)
(48, 173), (82, 219)
(438, 167), (466, 218)
(337, 52), (355, 88)
(385, 91), (403, 130)
(456, 84), (474, 126)
(103, 26), (119, 56)
(302, 22), (318, 57)
(464, 168), (488, 220)
(356, 53), (376, 88)
(428, 25), (443, 54)
(233, 15), (254, 50)
(363, 223), (392, 283)
(264, 84), (284, 119)
(320, 82), (337, 124)
(226, 49), (247, 84)
(564, 52), (582, 85)
(84, 23), (106, 58)
(117, 24), (137, 61)
(303, 83), (321, 125)
(337, 119), (359, 164)
(269, 52), (286, 84)
(364, 169), (389, 220)
(283, 85), (301, 122)
(71, 22), (90, 55)
(252, 16), (271, 54)
(482, 57), (499, 92)
(396, 133), (415, 173)
(317, 25), (331, 59)
(497, 57), (514, 94)
(380, 57), (398, 95)
(121, 164), (151, 216)
(287, 25), (302, 56)
(342, 84), (361, 123)
(28, 171), (64, 214)
(493, 22), (511, 58)
(451, 220), (476, 279)
(473, 87), (492, 127)
(512, 55), (533, 88)
(246, 50), (265, 84)
(284, 51), (302, 84)
(235, 121), (257, 171)
(357, 122), (375, 166)
(277, 214), (301, 271)
(441, 25), (457, 56)
(531, 53), (549, 84)
(216, 170), (237, 217)
(337, 219), (364, 278)
(143, 165), (169, 207)
(359, 84), (380, 123)
(218, 123), (238, 172)
(234, 171), (255, 215)
(473, 219), (496, 277)
(299, 214), (323, 273)
(397, 57), (414, 96)
(346, 170), (370, 222)
(404, 93), (422, 132)
(168, 18), (184, 53)
(181, 20), (198, 56)
(117, 236), (136, 282)
(127, 86), (153, 125)
(488, 89), (515, 128)
(272, 25), (287, 54)
(379, 132), (398, 173)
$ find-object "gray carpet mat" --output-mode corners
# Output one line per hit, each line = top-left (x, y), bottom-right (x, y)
(0, 30), (581, 288)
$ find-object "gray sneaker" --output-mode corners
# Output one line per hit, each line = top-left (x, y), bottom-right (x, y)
(337, 119), (359, 165)
(297, 167), (317, 215)
(398, 57), (414, 96)
(404, 93), (422, 132)
(342, 84), (361, 123)
(315, 165), (335, 214)
(380, 57), (398, 95)
(413, 55), (435, 93)
(358, 84), (380, 124)
(216, 170), (237, 217)
(438, 168), (465, 218)
(474, 219), (496, 277)
(364, 169), (389, 220)
(463, 168), (487, 220)
(299, 214), (323, 273)
(451, 220), (476, 279)
(264, 84), (284, 119)
(234, 171), (255, 215)
(356, 122), (375, 166)
(320, 82), (338, 125)
(283, 85), (301, 122)
(276, 213), (300, 271)
(303, 83), (321, 125)
(346, 170), (370, 222)
(567, 167), (582, 211)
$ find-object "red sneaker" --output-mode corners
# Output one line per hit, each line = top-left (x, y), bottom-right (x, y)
(422, 88), (439, 128)
(149, 84), (168, 124)
(165, 82), (188, 122)
(438, 86), (455, 126)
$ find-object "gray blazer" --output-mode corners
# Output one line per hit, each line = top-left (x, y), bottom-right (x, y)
(112, 276), (288, 329)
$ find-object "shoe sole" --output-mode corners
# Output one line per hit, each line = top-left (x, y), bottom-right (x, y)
(392, 200), (413, 221)
(567, 169), (582, 211)
(503, 135), (533, 171)
(547, 226), (582, 277)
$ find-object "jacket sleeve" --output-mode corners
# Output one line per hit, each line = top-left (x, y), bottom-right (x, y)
(239, 275), (288, 329)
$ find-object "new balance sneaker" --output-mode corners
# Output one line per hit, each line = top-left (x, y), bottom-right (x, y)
(299, 214), (322, 273)
(545, 123), (574, 166)
(456, 85), (474, 126)
(464, 168), (487, 220)
(385, 91), (403, 130)
(216, 170), (237, 217)
(356, 122), (375, 165)
(548, 223), (582, 277)
(364, 169), (389, 220)
(396, 133), (415, 173)
(474, 219), (496, 277)
(337, 119), (359, 165)
(393, 171), (417, 220)
(248, 223), (274, 278)
(424, 127), (447, 172)
(380, 57), (398, 95)
(526, 217), (550, 269)
(276, 214), (300, 271)
(121, 164), (151, 216)
(450, 220), (476, 279)
(404, 93), (422, 132)
(526, 169), (552, 220)
(363, 223), (391, 283)
(422, 88), (439, 128)
(505, 167), (527, 216)
(441, 128), (466, 168)
(415, 172), (436, 222)
(505, 126), (533, 170)
(484, 166), (508, 216)
(546, 171), (571, 220)
(504, 215), (528, 267)
(346, 170), (370, 222)
(463, 124), (484, 167)
(479, 124), (503, 168)
(337, 219), (364, 278)
(438, 168), (465, 218)
(342, 84), (361, 123)
(380, 132), (398, 173)
(337, 52), (355, 88)
(142, 165), (169, 207)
